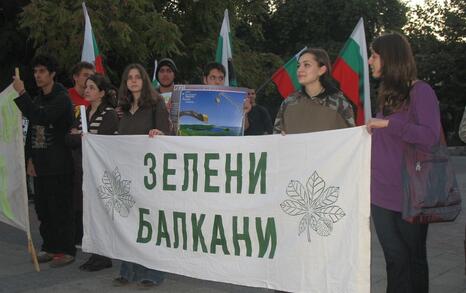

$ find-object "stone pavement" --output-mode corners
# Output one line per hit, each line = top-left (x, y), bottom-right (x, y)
(1, 157), (466, 293)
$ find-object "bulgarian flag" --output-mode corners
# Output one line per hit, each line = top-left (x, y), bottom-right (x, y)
(215, 9), (237, 86)
(332, 18), (371, 125)
(81, 2), (105, 74)
(152, 59), (159, 88)
(271, 47), (307, 99)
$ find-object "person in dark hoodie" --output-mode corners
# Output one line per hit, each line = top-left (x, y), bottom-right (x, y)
(154, 58), (177, 107)
(12, 54), (76, 268)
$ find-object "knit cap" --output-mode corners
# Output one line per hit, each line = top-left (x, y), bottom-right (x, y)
(156, 58), (177, 82)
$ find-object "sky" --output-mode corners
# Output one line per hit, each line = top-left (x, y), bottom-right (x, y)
(405, 0), (444, 7)
(407, 0), (425, 6)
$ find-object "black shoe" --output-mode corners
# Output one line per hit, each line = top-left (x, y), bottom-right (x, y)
(36, 251), (54, 263)
(113, 277), (129, 287)
(84, 259), (112, 272)
(79, 255), (97, 271)
(137, 279), (164, 290)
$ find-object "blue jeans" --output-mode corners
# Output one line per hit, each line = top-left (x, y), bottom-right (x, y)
(119, 261), (165, 283)
(371, 204), (429, 293)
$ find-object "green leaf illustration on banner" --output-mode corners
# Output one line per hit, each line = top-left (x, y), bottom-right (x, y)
(281, 171), (346, 242)
(97, 167), (135, 220)
(0, 90), (19, 143)
(0, 155), (15, 221)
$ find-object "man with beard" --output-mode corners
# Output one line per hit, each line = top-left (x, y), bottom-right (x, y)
(155, 58), (177, 108)
(12, 54), (76, 267)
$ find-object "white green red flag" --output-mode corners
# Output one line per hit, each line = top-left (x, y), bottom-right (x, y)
(215, 9), (237, 86)
(0, 84), (30, 233)
(332, 18), (371, 125)
(152, 59), (159, 88)
(271, 47), (307, 99)
(81, 2), (105, 74)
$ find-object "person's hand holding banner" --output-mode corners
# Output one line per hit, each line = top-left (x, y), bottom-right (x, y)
(12, 68), (26, 96)
(80, 105), (88, 134)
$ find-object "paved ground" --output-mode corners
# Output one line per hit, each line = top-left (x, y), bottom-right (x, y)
(1, 157), (466, 293)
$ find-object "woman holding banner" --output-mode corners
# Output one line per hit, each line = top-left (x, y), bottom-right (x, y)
(366, 32), (441, 293)
(273, 48), (355, 134)
(113, 64), (170, 288)
(67, 73), (119, 271)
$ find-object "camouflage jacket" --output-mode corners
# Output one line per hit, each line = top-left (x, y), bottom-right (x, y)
(273, 89), (355, 134)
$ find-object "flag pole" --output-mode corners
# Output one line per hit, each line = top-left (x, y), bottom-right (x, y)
(256, 65), (288, 95)
(257, 47), (307, 95)
(255, 76), (273, 95)
(28, 237), (40, 272)
(15, 67), (40, 272)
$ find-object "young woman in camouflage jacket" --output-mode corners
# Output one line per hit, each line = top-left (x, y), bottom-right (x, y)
(273, 48), (355, 134)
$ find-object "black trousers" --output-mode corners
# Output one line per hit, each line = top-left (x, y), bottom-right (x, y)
(34, 174), (76, 256)
(372, 204), (429, 293)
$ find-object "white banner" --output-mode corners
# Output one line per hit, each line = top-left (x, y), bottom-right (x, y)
(82, 127), (371, 292)
(0, 84), (29, 232)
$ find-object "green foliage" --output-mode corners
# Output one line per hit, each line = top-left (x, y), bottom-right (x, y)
(3, 0), (464, 144)
(234, 51), (283, 116)
(20, 1), (83, 71)
(20, 0), (182, 82)
(0, 1), (34, 90)
(444, 0), (466, 44)
(162, 0), (229, 83)
(265, 0), (407, 58)
(405, 0), (466, 145)
(404, 0), (444, 37)
(373, 0), (408, 33)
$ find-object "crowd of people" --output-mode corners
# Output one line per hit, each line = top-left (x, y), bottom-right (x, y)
(9, 31), (463, 292)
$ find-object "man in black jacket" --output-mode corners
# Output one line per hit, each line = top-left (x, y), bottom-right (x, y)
(244, 89), (273, 135)
(13, 55), (76, 267)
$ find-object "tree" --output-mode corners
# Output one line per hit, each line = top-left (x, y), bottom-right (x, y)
(0, 0), (34, 90)
(405, 0), (466, 145)
(157, 0), (277, 84)
(20, 0), (183, 83)
(444, 0), (466, 43)
(264, 0), (408, 59)
(262, 0), (408, 120)
(9, 0), (463, 138)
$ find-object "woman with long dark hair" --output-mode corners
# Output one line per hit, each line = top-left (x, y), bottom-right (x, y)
(273, 48), (355, 134)
(117, 63), (170, 136)
(67, 73), (119, 271)
(113, 63), (170, 288)
(366, 32), (441, 293)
